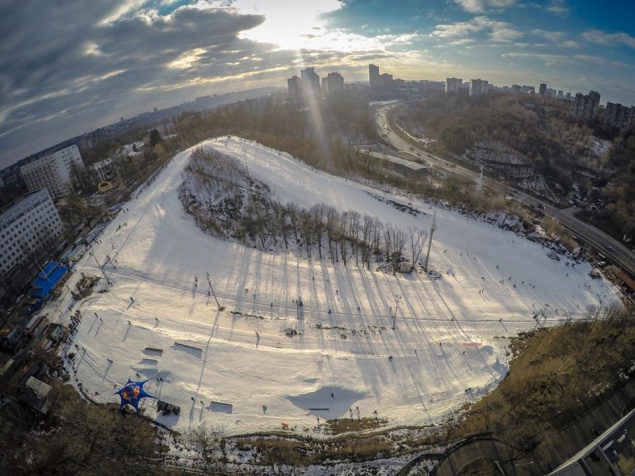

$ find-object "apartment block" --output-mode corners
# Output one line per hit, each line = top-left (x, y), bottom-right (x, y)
(573, 91), (601, 121)
(20, 145), (83, 199)
(322, 72), (344, 96)
(605, 102), (635, 130)
(445, 78), (463, 94)
(469, 79), (488, 97)
(0, 189), (63, 277)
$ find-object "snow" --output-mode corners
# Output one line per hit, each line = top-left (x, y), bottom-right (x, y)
(50, 136), (620, 437)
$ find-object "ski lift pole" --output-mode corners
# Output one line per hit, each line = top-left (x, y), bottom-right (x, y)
(206, 275), (222, 310)
(423, 212), (437, 272)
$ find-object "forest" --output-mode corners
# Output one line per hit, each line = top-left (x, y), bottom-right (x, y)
(396, 94), (635, 239)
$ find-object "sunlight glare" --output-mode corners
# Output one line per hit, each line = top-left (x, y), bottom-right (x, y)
(232, 0), (342, 50)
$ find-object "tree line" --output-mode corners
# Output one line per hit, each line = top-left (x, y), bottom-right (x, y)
(180, 148), (429, 273)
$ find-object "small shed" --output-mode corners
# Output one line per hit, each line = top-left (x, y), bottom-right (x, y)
(20, 376), (53, 414)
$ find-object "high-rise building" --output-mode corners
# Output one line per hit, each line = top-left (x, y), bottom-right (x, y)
(378, 73), (394, 89)
(539, 83), (547, 96)
(287, 75), (301, 103)
(469, 79), (488, 97)
(369, 64), (379, 89)
(20, 145), (83, 199)
(445, 78), (463, 94)
(604, 102), (635, 129)
(573, 90), (601, 121)
(0, 189), (63, 277)
(300, 67), (320, 99)
(322, 72), (344, 96)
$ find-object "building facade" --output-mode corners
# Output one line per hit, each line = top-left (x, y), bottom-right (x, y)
(604, 102), (635, 130)
(0, 189), (63, 277)
(469, 79), (488, 97)
(20, 145), (83, 199)
(287, 75), (301, 103)
(445, 78), (463, 94)
(322, 72), (344, 96)
(300, 67), (320, 99)
(368, 64), (379, 89)
(89, 158), (115, 186)
(573, 91), (601, 121)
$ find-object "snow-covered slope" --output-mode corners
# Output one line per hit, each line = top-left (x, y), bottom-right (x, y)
(51, 136), (619, 435)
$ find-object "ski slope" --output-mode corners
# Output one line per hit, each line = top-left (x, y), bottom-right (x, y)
(51, 136), (619, 435)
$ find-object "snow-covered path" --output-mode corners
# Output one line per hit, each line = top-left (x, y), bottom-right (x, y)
(51, 136), (619, 435)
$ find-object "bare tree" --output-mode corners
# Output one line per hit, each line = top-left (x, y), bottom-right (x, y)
(409, 226), (428, 265)
(348, 211), (361, 266)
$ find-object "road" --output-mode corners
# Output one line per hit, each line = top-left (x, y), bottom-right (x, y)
(372, 102), (635, 277)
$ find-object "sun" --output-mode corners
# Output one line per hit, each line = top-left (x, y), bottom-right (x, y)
(232, 0), (343, 51)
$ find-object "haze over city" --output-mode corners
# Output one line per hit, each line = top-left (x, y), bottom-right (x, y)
(1, 0), (634, 169)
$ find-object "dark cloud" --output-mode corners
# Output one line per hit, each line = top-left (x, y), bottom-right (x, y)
(0, 2), (285, 167)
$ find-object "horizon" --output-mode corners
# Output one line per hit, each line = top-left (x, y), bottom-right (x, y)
(2, 0), (634, 170)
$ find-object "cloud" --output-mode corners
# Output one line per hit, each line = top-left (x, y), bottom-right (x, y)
(546, 0), (569, 15)
(0, 2), (303, 167)
(501, 52), (574, 65)
(561, 40), (581, 48)
(432, 16), (522, 42)
(449, 39), (476, 46)
(582, 29), (635, 48)
(531, 29), (565, 42)
(572, 55), (627, 67)
(501, 52), (627, 68)
(452, 0), (517, 13)
(530, 29), (579, 47)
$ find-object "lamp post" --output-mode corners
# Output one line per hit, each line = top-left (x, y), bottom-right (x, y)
(89, 251), (109, 284)
(393, 295), (401, 330)
(580, 209), (595, 256)
(584, 209), (595, 233)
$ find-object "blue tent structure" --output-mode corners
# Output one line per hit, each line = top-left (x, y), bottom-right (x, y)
(30, 261), (69, 299)
(115, 379), (156, 414)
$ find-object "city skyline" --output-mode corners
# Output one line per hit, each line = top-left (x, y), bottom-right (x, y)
(1, 0), (634, 169)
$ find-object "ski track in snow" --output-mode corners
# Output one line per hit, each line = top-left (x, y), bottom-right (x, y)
(52, 136), (620, 435)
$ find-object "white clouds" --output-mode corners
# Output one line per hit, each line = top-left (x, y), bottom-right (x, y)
(582, 30), (635, 48)
(433, 16), (522, 42)
(546, 0), (569, 15)
(230, 0), (343, 50)
(501, 52), (627, 68)
(502, 52), (573, 66)
(531, 29), (579, 47)
(572, 54), (627, 68)
(449, 39), (476, 46)
(452, 0), (516, 13)
(531, 29), (565, 42)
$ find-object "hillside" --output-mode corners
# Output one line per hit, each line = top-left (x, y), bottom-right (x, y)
(37, 136), (619, 440)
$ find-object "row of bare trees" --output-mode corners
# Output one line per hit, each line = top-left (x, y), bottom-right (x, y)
(180, 149), (429, 273)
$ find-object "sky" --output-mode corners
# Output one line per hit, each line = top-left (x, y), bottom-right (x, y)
(1, 0), (634, 169)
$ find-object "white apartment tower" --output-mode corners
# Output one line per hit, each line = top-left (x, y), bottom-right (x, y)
(300, 67), (321, 99)
(322, 72), (344, 95)
(469, 79), (488, 97)
(0, 189), (63, 276)
(20, 145), (84, 199)
(445, 78), (463, 94)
